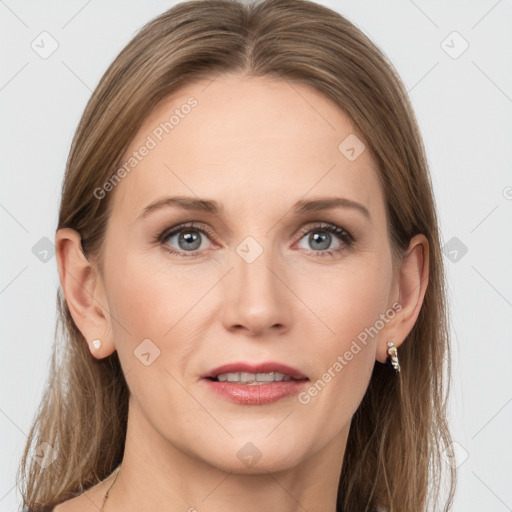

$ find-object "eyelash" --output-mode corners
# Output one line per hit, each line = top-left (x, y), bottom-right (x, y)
(156, 221), (355, 259)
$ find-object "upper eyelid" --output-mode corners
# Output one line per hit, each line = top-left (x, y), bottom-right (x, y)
(159, 222), (215, 243)
(298, 222), (351, 236)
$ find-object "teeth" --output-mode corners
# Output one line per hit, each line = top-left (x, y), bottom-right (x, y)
(216, 372), (292, 384)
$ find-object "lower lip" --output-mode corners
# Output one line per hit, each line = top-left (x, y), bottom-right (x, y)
(203, 379), (308, 405)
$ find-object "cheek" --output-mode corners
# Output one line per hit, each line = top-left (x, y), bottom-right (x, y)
(102, 257), (206, 415)
(106, 267), (169, 342)
(104, 252), (217, 372)
(293, 258), (389, 412)
(295, 254), (391, 344)
(106, 248), (195, 330)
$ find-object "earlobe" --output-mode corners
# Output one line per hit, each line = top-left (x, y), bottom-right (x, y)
(376, 234), (429, 363)
(55, 228), (116, 359)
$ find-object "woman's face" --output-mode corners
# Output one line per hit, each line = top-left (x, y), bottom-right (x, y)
(97, 74), (400, 473)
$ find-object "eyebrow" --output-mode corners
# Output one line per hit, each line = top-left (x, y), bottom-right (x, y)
(138, 195), (371, 221)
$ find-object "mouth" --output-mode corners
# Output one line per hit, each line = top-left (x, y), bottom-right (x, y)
(201, 362), (309, 405)
(206, 371), (300, 384)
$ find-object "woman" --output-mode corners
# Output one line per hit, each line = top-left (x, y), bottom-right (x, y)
(18, 0), (456, 510)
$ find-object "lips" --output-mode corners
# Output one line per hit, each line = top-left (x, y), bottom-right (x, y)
(201, 362), (309, 405)
(201, 362), (308, 381)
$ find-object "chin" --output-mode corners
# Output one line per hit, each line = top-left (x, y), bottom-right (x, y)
(194, 434), (311, 474)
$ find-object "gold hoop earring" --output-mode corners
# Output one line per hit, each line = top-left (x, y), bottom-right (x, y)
(92, 339), (102, 351)
(386, 341), (400, 373)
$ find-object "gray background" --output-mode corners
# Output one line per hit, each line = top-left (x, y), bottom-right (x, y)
(1, 1), (511, 510)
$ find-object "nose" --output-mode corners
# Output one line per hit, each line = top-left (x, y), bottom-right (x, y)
(221, 244), (293, 337)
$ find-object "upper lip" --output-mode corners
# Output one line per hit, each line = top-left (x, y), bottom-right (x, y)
(201, 362), (309, 380)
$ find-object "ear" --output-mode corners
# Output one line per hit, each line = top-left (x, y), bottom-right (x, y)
(376, 233), (429, 363)
(55, 227), (116, 359)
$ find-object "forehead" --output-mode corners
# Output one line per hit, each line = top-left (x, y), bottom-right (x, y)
(110, 74), (384, 222)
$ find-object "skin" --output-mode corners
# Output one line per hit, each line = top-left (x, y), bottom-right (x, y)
(54, 74), (429, 512)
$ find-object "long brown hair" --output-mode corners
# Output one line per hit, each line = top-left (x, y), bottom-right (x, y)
(18, 1), (456, 510)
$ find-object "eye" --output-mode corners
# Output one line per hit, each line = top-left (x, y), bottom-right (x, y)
(295, 222), (355, 258)
(156, 221), (355, 259)
(157, 222), (215, 258)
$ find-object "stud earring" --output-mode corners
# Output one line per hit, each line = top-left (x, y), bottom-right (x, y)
(386, 341), (400, 373)
(92, 339), (102, 351)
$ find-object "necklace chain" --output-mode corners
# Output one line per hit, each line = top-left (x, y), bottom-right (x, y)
(100, 466), (121, 512)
